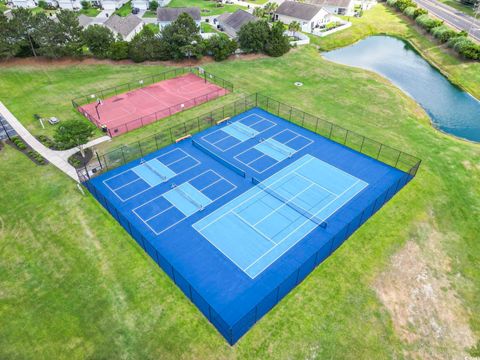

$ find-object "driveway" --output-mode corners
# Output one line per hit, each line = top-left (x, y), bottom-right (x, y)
(413, 0), (480, 42)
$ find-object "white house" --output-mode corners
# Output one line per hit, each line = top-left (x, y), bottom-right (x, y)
(275, 1), (331, 33)
(307, 0), (355, 16)
(156, 7), (201, 30)
(132, 0), (149, 10)
(101, 0), (128, 11)
(104, 14), (143, 41)
(56, 0), (82, 10)
(217, 9), (258, 39)
(9, 0), (37, 8)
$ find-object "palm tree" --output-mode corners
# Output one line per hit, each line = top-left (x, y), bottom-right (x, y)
(288, 21), (301, 36)
(264, 2), (278, 20)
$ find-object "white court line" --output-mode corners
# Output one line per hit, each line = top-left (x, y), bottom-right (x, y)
(293, 171), (338, 197)
(195, 156), (317, 233)
(251, 182), (317, 228)
(200, 114), (277, 152)
(234, 129), (314, 174)
(232, 211), (277, 245)
(243, 179), (365, 276)
(133, 170), (237, 235)
(103, 148), (200, 202)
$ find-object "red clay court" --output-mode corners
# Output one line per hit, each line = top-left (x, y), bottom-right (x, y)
(78, 72), (229, 137)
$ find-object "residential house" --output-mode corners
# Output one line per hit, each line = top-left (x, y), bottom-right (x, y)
(275, 1), (331, 33)
(156, 7), (201, 29)
(307, 0), (355, 16)
(56, 0), (82, 10)
(104, 14), (143, 41)
(9, 0), (37, 8)
(101, 0), (128, 11)
(217, 9), (258, 38)
(132, 0), (149, 10)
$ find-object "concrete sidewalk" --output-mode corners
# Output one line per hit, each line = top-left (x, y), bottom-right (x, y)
(0, 101), (110, 182)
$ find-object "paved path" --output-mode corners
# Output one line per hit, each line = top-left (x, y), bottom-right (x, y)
(0, 101), (110, 182)
(414, 0), (480, 42)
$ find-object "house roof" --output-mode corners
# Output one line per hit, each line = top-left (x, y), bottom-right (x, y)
(78, 14), (93, 28)
(156, 7), (201, 22)
(218, 9), (257, 32)
(275, 1), (324, 21)
(104, 14), (142, 37)
(307, 0), (353, 8)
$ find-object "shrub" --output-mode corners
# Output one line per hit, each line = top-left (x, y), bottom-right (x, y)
(109, 41), (129, 60)
(403, 6), (417, 18)
(448, 36), (480, 59)
(415, 14), (443, 31)
(386, 0), (398, 6)
(431, 25), (458, 42)
(81, 0), (91, 9)
(11, 136), (27, 150)
(413, 8), (428, 18)
(395, 0), (416, 11)
(205, 34), (237, 61)
(38, 0), (48, 9)
(148, 0), (158, 11)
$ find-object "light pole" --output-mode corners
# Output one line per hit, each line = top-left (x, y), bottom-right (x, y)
(468, 0), (480, 38)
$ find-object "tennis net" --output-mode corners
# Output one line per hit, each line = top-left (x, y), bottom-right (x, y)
(252, 177), (327, 228)
(261, 138), (293, 158)
(228, 121), (255, 137)
(172, 184), (204, 210)
(192, 140), (246, 178)
(142, 160), (167, 181)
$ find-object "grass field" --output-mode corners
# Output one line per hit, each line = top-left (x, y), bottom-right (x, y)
(78, 7), (102, 16)
(114, 0), (132, 16)
(167, 0), (246, 15)
(0, 4), (479, 359)
(142, 10), (157, 17)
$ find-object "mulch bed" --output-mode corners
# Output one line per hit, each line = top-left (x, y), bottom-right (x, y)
(68, 148), (94, 169)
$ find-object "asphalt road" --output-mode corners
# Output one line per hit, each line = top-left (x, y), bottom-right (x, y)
(414, 0), (480, 42)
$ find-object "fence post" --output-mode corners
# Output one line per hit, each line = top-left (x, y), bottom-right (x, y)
(376, 143), (383, 159)
(120, 147), (126, 165)
(344, 130), (349, 145)
(95, 151), (103, 170)
(394, 151), (402, 168)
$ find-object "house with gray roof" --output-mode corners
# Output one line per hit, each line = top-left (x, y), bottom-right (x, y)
(217, 9), (258, 39)
(156, 7), (201, 29)
(275, 1), (331, 33)
(306, 0), (355, 16)
(104, 14), (143, 41)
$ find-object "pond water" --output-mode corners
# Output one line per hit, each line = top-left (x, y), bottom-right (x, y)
(323, 36), (480, 143)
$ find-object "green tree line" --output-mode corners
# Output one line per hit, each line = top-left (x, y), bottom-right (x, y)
(0, 10), (291, 62)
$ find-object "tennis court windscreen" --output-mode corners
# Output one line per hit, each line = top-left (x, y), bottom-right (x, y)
(192, 140), (246, 178)
(252, 177), (327, 228)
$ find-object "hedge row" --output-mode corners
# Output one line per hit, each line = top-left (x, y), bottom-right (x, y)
(385, 0), (480, 60)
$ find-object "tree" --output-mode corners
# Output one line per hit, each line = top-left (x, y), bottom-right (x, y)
(34, 10), (84, 58)
(148, 0), (158, 11)
(160, 13), (203, 60)
(288, 21), (301, 36)
(205, 34), (237, 61)
(0, 14), (15, 59)
(237, 20), (270, 53)
(54, 119), (95, 157)
(81, 0), (91, 9)
(265, 21), (290, 57)
(8, 8), (42, 57)
(109, 40), (129, 60)
(128, 25), (163, 62)
(82, 24), (115, 58)
(264, 2), (278, 19)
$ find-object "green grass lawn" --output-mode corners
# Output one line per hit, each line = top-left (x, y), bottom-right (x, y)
(0, 0), (7, 13)
(114, 0), (133, 16)
(200, 21), (219, 33)
(168, 0), (246, 15)
(0, 4), (479, 358)
(78, 7), (102, 16)
(142, 9), (157, 17)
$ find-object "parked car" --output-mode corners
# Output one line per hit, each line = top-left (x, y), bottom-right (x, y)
(132, 7), (140, 14)
(48, 117), (60, 125)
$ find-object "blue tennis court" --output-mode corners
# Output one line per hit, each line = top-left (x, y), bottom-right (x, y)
(84, 106), (416, 345)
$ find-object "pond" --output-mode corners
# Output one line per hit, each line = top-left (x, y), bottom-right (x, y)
(323, 36), (480, 143)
